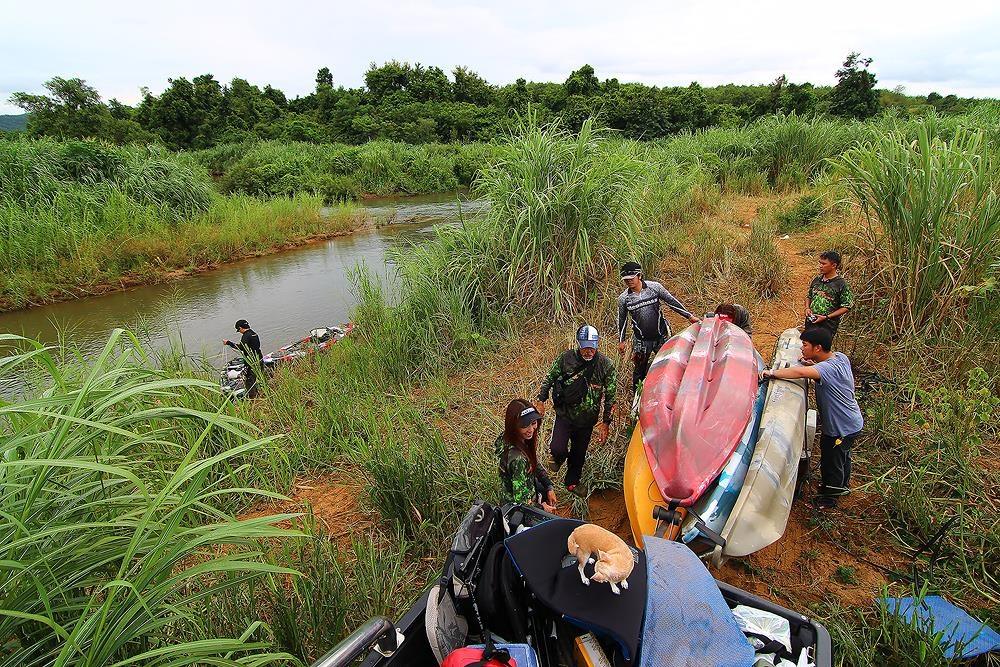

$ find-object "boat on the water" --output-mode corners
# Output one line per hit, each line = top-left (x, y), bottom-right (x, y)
(306, 502), (832, 667)
(220, 324), (353, 398)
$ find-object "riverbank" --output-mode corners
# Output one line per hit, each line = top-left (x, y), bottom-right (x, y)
(0, 196), (367, 313)
(3, 117), (996, 666)
(1, 135), (488, 314)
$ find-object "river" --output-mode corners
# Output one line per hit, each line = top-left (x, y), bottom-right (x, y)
(0, 192), (483, 376)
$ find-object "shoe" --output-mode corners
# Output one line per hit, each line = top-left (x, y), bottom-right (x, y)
(818, 485), (851, 498)
(567, 482), (589, 498)
(814, 495), (838, 509)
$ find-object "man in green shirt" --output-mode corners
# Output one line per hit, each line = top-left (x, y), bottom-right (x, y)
(534, 325), (616, 497)
(805, 250), (854, 338)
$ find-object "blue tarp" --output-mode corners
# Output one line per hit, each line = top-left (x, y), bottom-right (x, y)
(886, 595), (1000, 659)
(640, 537), (754, 667)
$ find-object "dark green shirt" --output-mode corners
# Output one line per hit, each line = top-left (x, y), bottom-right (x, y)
(495, 434), (552, 504)
(807, 275), (854, 335)
(537, 350), (616, 427)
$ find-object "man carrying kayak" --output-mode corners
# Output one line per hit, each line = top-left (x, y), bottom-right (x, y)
(224, 319), (263, 398)
(617, 261), (700, 392)
(804, 250), (854, 339)
(534, 325), (616, 497)
(760, 327), (863, 509)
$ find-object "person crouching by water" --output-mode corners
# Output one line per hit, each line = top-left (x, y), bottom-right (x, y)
(224, 319), (263, 398)
(534, 325), (616, 497)
(496, 399), (557, 512)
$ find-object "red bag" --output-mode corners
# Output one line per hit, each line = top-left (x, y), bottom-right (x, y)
(441, 646), (515, 667)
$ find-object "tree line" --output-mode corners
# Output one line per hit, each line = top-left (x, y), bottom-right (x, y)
(7, 53), (976, 149)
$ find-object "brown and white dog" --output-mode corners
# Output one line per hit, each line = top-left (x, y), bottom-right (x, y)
(567, 523), (634, 595)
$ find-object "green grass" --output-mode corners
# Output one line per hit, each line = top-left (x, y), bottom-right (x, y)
(835, 124), (1000, 339)
(0, 331), (300, 666)
(820, 586), (982, 667)
(192, 139), (505, 201)
(0, 136), (366, 309)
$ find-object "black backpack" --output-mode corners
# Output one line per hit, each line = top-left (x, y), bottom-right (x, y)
(552, 357), (598, 408)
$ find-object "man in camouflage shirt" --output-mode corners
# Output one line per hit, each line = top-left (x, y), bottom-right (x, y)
(534, 325), (616, 496)
(804, 250), (854, 339)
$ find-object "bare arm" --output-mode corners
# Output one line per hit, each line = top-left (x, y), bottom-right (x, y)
(763, 365), (821, 381)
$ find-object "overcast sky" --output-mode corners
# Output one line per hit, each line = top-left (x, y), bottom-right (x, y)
(3, 0), (999, 114)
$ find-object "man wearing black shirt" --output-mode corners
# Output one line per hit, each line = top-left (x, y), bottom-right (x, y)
(224, 319), (263, 398)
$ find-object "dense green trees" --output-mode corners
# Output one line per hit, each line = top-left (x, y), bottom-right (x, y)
(9, 54), (978, 148)
(829, 52), (879, 120)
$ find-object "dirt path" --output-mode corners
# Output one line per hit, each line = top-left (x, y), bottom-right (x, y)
(245, 193), (907, 616)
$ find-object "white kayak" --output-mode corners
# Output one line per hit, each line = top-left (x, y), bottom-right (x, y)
(712, 328), (817, 564)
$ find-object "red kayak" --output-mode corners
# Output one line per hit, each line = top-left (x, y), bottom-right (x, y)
(638, 316), (759, 506)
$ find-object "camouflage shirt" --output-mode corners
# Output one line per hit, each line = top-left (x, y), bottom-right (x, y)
(495, 434), (552, 504)
(807, 275), (854, 335)
(537, 350), (616, 427)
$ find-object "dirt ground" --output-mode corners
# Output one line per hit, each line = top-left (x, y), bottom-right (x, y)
(244, 193), (909, 617)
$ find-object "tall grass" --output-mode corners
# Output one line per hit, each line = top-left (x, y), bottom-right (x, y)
(0, 331), (300, 666)
(0, 137), (362, 310)
(835, 124), (1000, 338)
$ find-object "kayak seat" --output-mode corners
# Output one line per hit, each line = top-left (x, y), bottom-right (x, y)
(504, 518), (646, 663)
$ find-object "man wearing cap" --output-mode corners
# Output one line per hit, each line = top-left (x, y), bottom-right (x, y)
(617, 261), (700, 392)
(534, 325), (617, 496)
(760, 327), (863, 509)
(224, 319), (263, 398)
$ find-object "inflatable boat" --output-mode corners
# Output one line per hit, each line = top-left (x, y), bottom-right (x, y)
(306, 502), (832, 666)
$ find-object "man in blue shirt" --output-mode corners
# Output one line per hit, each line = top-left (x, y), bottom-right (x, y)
(761, 327), (864, 509)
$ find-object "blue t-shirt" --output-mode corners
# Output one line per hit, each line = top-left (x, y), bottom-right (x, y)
(814, 352), (864, 437)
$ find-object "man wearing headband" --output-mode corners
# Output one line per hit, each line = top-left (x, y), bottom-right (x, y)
(617, 261), (699, 392)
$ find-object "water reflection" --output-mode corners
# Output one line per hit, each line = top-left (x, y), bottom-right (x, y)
(0, 193), (476, 378)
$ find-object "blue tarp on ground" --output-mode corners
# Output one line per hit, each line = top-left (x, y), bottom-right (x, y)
(640, 537), (754, 667)
(886, 595), (1000, 659)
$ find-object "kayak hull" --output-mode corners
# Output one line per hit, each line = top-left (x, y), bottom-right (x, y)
(639, 317), (758, 506)
(717, 328), (813, 560)
(681, 351), (767, 546)
(624, 422), (661, 549)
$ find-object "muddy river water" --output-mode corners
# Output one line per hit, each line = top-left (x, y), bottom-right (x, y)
(0, 193), (483, 373)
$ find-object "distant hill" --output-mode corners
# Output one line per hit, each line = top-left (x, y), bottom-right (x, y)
(0, 114), (27, 132)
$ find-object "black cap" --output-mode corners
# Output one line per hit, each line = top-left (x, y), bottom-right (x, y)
(620, 261), (642, 279)
(517, 405), (543, 428)
(235, 319), (250, 330)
